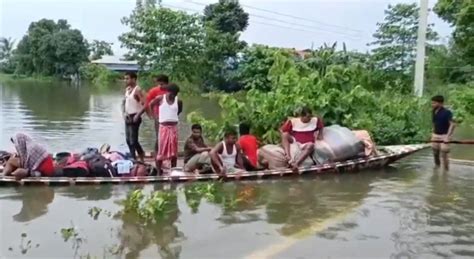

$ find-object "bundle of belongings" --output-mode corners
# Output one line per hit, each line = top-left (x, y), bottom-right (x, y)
(258, 125), (377, 170)
(53, 145), (154, 178)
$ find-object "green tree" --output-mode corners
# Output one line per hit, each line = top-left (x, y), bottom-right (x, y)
(233, 45), (288, 91)
(0, 37), (16, 73)
(12, 19), (89, 77)
(203, 0), (249, 34)
(199, 25), (246, 91)
(426, 42), (473, 85)
(0, 37), (15, 61)
(369, 3), (438, 75)
(53, 29), (90, 76)
(120, 4), (205, 81)
(434, 0), (474, 64)
(89, 40), (114, 60)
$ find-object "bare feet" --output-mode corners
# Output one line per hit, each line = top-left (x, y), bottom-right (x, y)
(12, 168), (29, 180)
(290, 162), (299, 173)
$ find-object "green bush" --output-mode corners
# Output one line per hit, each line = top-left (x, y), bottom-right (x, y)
(448, 82), (474, 123)
(78, 63), (121, 87)
(189, 51), (432, 145)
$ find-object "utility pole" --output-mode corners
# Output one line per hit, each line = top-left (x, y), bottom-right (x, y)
(414, 0), (429, 97)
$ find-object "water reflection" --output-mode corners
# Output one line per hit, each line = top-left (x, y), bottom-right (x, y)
(0, 81), (222, 152)
(56, 185), (114, 201)
(264, 175), (372, 236)
(116, 195), (183, 259)
(5, 186), (55, 223)
(424, 167), (474, 257)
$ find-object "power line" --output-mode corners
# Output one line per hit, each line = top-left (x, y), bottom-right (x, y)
(181, 0), (362, 40)
(184, 0), (364, 34)
(162, 3), (363, 41)
(239, 3), (364, 34)
(248, 14), (361, 40)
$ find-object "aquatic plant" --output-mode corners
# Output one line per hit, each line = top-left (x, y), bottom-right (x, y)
(60, 227), (80, 242)
(87, 206), (112, 220)
(121, 189), (178, 225)
(87, 207), (102, 220)
(123, 189), (144, 213)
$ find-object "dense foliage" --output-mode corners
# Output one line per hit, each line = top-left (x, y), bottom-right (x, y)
(0, 37), (16, 73)
(12, 19), (89, 77)
(434, 0), (474, 65)
(120, 0), (248, 90)
(432, 0), (474, 85)
(78, 63), (121, 87)
(189, 49), (431, 145)
(120, 5), (205, 82)
(203, 0), (249, 34)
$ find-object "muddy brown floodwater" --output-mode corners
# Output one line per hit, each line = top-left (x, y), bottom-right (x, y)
(1, 81), (473, 258)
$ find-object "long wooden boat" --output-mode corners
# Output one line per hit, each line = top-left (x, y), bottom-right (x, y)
(0, 144), (429, 186)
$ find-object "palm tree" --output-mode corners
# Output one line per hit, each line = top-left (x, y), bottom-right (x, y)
(0, 37), (15, 60)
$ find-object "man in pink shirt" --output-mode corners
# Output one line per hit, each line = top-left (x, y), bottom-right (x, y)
(280, 107), (324, 170)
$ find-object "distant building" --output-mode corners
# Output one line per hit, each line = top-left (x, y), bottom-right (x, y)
(91, 55), (140, 72)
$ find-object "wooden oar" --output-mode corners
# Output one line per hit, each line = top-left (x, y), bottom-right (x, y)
(425, 140), (474, 144)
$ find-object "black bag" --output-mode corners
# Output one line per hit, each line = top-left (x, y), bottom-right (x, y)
(87, 155), (117, 177)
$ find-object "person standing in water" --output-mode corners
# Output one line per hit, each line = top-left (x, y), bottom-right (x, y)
(431, 95), (456, 171)
(149, 83), (183, 175)
(122, 72), (145, 162)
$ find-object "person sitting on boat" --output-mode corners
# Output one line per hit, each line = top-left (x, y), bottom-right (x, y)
(280, 107), (324, 171)
(183, 124), (212, 173)
(149, 83), (183, 175)
(210, 127), (245, 174)
(3, 133), (55, 179)
(238, 122), (260, 171)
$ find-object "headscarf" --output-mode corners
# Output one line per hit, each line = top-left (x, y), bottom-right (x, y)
(12, 133), (49, 171)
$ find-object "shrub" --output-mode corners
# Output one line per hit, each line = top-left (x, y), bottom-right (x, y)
(189, 51), (432, 145)
(78, 63), (121, 87)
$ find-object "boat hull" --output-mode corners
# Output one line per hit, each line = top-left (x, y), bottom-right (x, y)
(0, 144), (429, 185)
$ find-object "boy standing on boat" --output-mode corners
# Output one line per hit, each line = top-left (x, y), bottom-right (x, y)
(122, 72), (146, 162)
(149, 83), (182, 175)
(210, 128), (245, 174)
(280, 107), (324, 171)
(431, 95), (456, 170)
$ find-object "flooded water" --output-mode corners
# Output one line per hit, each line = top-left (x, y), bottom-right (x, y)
(0, 80), (221, 152)
(1, 80), (474, 258)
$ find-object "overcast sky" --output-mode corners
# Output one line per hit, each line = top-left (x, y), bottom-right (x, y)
(0, 0), (452, 55)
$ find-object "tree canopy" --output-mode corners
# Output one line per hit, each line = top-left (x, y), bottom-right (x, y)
(12, 19), (89, 76)
(434, 0), (474, 64)
(203, 0), (249, 34)
(369, 3), (438, 74)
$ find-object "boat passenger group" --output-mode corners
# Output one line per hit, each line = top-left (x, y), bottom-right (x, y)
(0, 73), (456, 179)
